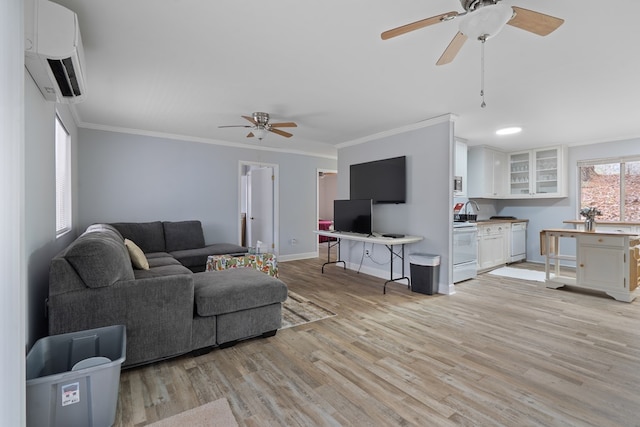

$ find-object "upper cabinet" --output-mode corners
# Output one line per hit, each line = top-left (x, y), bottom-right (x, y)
(454, 139), (468, 197)
(506, 146), (567, 198)
(468, 146), (507, 198)
(469, 145), (567, 199)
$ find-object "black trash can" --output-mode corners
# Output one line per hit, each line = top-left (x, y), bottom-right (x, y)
(409, 254), (440, 295)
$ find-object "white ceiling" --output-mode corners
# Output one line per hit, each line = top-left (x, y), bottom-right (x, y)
(54, 0), (640, 158)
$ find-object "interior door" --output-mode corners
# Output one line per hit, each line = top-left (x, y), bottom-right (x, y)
(247, 167), (274, 252)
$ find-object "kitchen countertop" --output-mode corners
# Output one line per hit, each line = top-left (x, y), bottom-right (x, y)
(540, 228), (639, 237)
(473, 218), (529, 224)
(563, 220), (640, 226)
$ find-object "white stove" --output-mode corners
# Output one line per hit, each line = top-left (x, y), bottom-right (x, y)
(453, 221), (478, 283)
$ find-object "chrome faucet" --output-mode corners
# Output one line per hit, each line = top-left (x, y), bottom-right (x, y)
(464, 200), (480, 214)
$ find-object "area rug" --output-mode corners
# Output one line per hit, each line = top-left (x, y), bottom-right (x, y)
(488, 266), (546, 282)
(281, 291), (336, 329)
(147, 398), (238, 427)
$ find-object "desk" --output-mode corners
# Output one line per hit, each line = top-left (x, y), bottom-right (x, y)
(540, 228), (640, 302)
(314, 230), (423, 294)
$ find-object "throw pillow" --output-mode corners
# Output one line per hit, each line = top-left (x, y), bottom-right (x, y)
(124, 238), (149, 270)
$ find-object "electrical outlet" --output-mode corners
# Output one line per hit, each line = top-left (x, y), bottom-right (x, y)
(365, 249), (370, 256)
(290, 238), (297, 245)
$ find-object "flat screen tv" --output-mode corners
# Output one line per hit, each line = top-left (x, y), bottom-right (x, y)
(350, 156), (406, 204)
(333, 199), (372, 235)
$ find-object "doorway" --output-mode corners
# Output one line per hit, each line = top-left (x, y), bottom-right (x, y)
(317, 169), (337, 256)
(239, 161), (279, 255)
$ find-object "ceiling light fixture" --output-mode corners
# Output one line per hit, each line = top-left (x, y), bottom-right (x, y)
(253, 127), (268, 140)
(458, 3), (514, 108)
(496, 126), (522, 136)
(458, 3), (513, 41)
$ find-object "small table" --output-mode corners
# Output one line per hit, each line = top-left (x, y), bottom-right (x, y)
(313, 230), (423, 294)
(206, 253), (278, 277)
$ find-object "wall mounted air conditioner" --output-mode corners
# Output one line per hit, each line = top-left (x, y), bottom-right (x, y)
(25, 0), (87, 103)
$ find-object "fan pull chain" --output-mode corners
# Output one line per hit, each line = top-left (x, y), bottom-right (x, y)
(480, 37), (486, 108)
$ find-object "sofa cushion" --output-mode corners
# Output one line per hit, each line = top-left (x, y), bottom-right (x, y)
(170, 243), (247, 271)
(124, 239), (149, 270)
(192, 269), (288, 316)
(163, 220), (205, 252)
(133, 264), (193, 279)
(111, 221), (166, 253)
(204, 243), (248, 256)
(65, 231), (135, 288)
(145, 251), (173, 259)
(147, 254), (182, 268)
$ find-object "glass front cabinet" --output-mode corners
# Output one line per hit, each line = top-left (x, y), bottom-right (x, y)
(507, 146), (567, 198)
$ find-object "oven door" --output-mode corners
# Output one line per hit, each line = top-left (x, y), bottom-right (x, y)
(453, 227), (478, 265)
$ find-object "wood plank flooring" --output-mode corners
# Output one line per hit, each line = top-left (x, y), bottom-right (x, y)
(114, 254), (640, 426)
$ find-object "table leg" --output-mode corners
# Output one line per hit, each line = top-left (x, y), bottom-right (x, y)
(321, 238), (346, 273)
(383, 244), (411, 294)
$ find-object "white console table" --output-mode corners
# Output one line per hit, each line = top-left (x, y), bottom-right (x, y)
(540, 228), (640, 302)
(314, 230), (423, 294)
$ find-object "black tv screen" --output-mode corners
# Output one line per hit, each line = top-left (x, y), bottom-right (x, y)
(350, 156), (406, 204)
(333, 199), (372, 235)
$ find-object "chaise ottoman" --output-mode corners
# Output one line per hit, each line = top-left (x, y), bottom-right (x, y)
(191, 268), (288, 348)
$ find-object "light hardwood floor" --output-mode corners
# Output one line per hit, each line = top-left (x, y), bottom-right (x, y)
(114, 254), (640, 426)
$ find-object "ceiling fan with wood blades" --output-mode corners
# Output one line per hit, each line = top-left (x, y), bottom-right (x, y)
(381, 0), (564, 66)
(219, 112), (297, 140)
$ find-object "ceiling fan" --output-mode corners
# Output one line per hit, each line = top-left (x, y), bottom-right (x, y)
(219, 112), (297, 140)
(381, 0), (564, 66)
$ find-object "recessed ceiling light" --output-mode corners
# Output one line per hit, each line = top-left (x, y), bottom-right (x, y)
(496, 126), (522, 136)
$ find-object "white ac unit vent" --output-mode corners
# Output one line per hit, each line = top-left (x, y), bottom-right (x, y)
(25, 0), (87, 103)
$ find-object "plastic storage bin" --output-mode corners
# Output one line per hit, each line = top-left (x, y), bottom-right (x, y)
(409, 254), (440, 295)
(26, 325), (126, 427)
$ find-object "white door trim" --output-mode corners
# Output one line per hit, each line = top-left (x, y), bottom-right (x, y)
(316, 168), (337, 257)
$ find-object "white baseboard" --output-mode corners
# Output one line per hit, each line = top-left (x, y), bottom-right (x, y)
(278, 252), (318, 262)
(280, 254), (452, 295)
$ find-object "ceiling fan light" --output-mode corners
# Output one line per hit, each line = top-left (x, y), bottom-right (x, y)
(253, 127), (268, 140)
(496, 126), (522, 136)
(459, 4), (513, 40)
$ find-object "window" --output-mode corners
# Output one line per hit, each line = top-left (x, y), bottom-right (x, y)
(55, 115), (71, 236)
(578, 156), (640, 222)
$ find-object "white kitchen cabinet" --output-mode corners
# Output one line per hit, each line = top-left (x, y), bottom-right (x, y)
(454, 139), (467, 197)
(477, 222), (509, 271)
(506, 146), (567, 198)
(467, 146), (507, 198)
(578, 238), (626, 290)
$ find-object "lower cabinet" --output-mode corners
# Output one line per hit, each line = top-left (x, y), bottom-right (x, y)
(477, 223), (509, 271)
(577, 237), (627, 290)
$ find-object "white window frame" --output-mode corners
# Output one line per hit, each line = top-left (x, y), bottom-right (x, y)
(578, 155), (640, 222)
(55, 114), (71, 237)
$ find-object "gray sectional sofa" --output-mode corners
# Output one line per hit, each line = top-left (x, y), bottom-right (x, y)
(47, 221), (288, 368)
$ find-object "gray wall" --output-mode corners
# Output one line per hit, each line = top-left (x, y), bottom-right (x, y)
(77, 128), (337, 258)
(24, 71), (79, 348)
(24, 70), (78, 347)
(337, 119), (454, 292)
(497, 137), (640, 263)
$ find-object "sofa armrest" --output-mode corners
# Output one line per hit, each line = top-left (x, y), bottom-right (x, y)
(48, 274), (194, 367)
